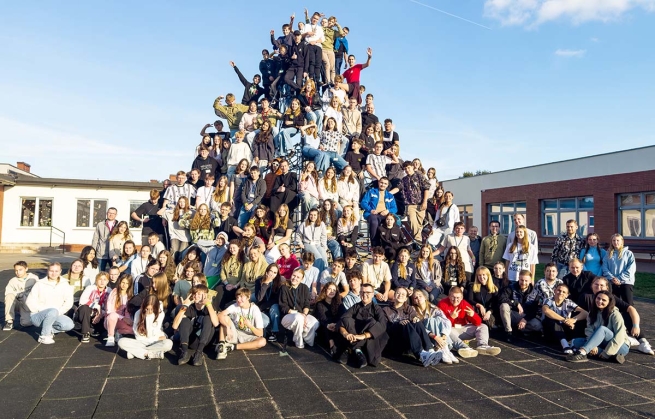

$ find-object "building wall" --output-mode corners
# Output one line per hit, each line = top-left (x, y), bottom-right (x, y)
(442, 146), (655, 233)
(1, 184), (151, 247)
(480, 170), (655, 244)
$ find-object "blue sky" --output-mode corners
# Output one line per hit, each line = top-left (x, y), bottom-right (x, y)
(1, 0), (653, 182)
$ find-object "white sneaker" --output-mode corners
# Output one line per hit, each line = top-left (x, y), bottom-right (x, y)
(448, 349), (460, 364)
(126, 352), (134, 360)
(105, 337), (115, 347)
(146, 351), (165, 360)
(457, 347), (478, 358)
(429, 350), (443, 366)
(38, 335), (55, 345)
(477, 345), (501, 356)
(627, 336), (639, 347)
(439, 349), (452, 364)
(638, 339), (654, 355)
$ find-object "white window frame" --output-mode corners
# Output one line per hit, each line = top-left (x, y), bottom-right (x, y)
(76, 199), (108, 228)
(19, 197), (54, 228)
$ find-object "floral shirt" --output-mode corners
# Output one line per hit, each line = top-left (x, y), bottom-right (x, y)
(551, 233), (584, 265)
(401, 172), (431, 206)
(319, 131), (347, 153)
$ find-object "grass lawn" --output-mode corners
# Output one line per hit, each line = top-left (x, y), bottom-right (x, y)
(534, 264), (655, 300)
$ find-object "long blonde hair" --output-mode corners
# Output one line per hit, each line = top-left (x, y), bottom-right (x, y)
(273, 204), (290, 230)
(212, 176), (229, 203)
(396, 248), (411, 280)
(472, 266), (498, 293)
(189, 204), (211, 231)
(339, 205), (357, 227)
(322, 167), (337, 193)
(172, 196), (189, 222)
(510, 225), (530, 254)
(608, 233), (625, 259)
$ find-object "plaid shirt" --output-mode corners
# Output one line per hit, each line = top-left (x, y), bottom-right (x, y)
(551, 234), (584, 264)
(543, 297), (578, 320)
(401, 173), (430, 206)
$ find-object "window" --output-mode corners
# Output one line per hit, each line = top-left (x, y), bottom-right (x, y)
(20, 197), (53, 227)
(488, 202), (526, 235)
(76, 199), (108, 228)
(130, 201), (143, 228)
(619, 192), (655, 238)
(459, 205), (474, 231)
(542, 197), (594, 237)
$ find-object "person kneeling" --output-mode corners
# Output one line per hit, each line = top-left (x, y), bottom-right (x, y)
(118, 294), (173, 360)
(173, 285), (219, 366)
(334, 283), (390, 368)
(567, 290), (630, 364)
(216, 287), (266, 359)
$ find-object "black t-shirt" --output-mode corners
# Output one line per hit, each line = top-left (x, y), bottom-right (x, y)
(217, 216), (239, 241)
(133, 201), (165, 236)
(207, 132), (230, 142)
(345, 151), (365, 173)
(383, 131), (399, 150)
(192, 156), (219, 179)
(185, 300), (220, 321)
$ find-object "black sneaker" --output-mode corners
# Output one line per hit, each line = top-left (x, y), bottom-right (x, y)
(192, 351), (205, 367)
(178, 349), (191, 365)
(3, 321), (13, 331)
(504, 331), (513, 343)
(268, 334), (277, 342)
(566, 351), (588, 363)
(81, 333), (90, 343)
(90, 330), (100, 338)
(354, 349), (367, 368)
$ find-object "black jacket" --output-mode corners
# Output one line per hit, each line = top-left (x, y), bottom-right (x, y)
(259, 58), (278, 85)
(377, 224), (405, 251)
(191, 155), (219, 179)
(499, 282), (538, 320)
(234, 66), (266, 105)
(289, 42), (310, 72)
(563, 271), (597, 305)
(255, 278), (282, 312)
(279, 283), (311, 314)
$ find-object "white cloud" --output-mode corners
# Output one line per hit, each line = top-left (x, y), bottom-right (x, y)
(590, 37), (600, 42)
(484, 0), (655, 27)
(554, 48), (587, 57)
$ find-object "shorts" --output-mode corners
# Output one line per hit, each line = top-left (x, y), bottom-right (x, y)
(227, 321), (260, 344)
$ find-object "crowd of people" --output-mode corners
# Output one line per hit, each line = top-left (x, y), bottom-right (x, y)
(3, 9), (653, 371)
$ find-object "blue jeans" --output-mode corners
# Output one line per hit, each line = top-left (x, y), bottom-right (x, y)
(275, 127), (301, 156)
(305, 109), (324, 133)
(238, 206), (254, 228)
(327, 239), (342, 260)
(572, 326), (630, 356)
(303, 146), (329, 172)
(265, 304), (281, 333)
(30, 308), (74, 337)
(556, 263), (569, 279)
(322, 151), (347, 172)
(304, 243), (328, 273)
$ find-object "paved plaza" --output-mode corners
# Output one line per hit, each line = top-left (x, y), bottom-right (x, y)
(1, 268), (655, 418)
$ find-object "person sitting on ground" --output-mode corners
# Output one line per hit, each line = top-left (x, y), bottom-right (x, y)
(173, 285), (219, 366)
(279, 269), (320, 349)
(3, 261), (38, 330)
(319, 258), (349, 298)
(466, 267), (499, 330)
(414, 245), (443, 303)
(542, 284), (588, 354)
(382, 287), (442, 367)
(255, 263), (284, 342)
(333, 283), (389, 367)
(567, 290), (630, 364)
(411, 289), (461, 363)
(361, 246), (393, 303)
(276, 243), (300, 280)
(579, 277), (654, 356)
(602, 233), (636, 306)
(498, 270), (542, 342)
(77, 272), (110, 343)
(118, 294), (173, 360)
(216, 287), (267, 359)
(314, 282), (345, 357)
(437, 286), (501, 356)
(105, 274), (134, 347)
(25, 262), (75, 345)
(127, 272), (171, 318)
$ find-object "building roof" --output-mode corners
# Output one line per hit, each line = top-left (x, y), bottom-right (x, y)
(12, 174), (159, 190)
(0, 174), (16, 186)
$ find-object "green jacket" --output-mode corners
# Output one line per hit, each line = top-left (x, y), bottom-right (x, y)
(585, 307), (628, 357)
(213, 98), (248, 131)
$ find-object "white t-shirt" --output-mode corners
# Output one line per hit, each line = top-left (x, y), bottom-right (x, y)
(362, 261), (392, 289)
(302, 266), (320, 289)
(502, 242), (533, 282)
(444, 234), (473, 273)
(507, 228), (539, 265)
(224, 302), (264, 334)
(195, 186), (216, 208)
(319, 269), (347, 288)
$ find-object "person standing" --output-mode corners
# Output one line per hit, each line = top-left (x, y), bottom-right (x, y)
(334, 27), (349, 75)
(551, 220), (585, 278)
(92, 207), (117, 272)
(401, 161), (430, 242)
(479, 221), (506, 270)
(468, 226), (482, 271)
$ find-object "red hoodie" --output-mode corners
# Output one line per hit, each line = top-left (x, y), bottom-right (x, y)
(276, 254), (300, 279)
(437, 298), (482, 327)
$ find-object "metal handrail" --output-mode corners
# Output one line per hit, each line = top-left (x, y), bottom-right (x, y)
(49, 225), (66, 254)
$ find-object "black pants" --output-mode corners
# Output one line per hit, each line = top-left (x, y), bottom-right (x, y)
(178, 316), (215, 350)
(336, 317), (389, 367)
(284, 67), (304, 91)
(367, 214), (385, 247)
(542, 317), (585, 343)
(385, 322), (433, 357)
(214, 284), (237, 310)
(77, 304), (99, 335)
(614, 284), (634, 306)
(307, 45), (322, 83)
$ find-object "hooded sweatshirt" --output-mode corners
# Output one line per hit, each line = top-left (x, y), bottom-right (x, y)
(26, 277), (74, 316)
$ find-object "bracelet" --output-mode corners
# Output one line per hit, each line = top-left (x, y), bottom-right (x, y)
(634, 324), (640, 328)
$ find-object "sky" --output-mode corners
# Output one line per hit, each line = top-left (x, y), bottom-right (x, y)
(1, 0), (654, 182)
